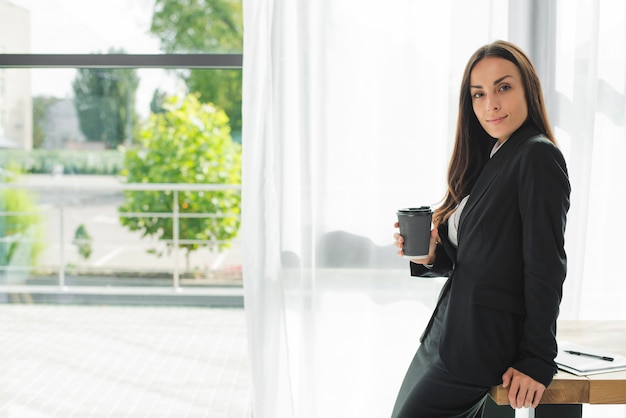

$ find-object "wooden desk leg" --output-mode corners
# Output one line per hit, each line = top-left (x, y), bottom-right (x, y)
(532, 404), (582, 418)
(483, 396), (515, 418)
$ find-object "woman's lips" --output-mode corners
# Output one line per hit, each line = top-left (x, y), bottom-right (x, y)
(488, 115), (507, 124)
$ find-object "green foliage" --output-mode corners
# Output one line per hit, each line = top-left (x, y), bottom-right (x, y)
(150, 89), (168, 114)
(0, 165), (45, 268)
(32, 96), (61, 149)
(72, 49), (140, 149)
(150, 0), (243, 133)
(72, 224), (93, 261)
(151, 0), (242, 53)
(187, 69), (242, 132)
(0, 149), (124, 175)
(118, 94), (241, 265)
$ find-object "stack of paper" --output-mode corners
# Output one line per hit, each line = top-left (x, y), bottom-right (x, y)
(556, 341), (626, 376)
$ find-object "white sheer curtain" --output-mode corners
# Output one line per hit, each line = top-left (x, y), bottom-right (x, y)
(549, 2), (626, 415)
(549, 0), (626, 323)
(241, 1), (626, 417)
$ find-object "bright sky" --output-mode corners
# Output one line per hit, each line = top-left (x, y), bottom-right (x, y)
(7, 0), (181, 116)
(10, 0), (160, 54)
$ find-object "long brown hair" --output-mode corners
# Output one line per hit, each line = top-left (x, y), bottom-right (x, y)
(433, 40), (556, 227)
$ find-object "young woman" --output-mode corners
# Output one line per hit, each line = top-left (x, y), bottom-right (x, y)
(391, 40), (570, 417)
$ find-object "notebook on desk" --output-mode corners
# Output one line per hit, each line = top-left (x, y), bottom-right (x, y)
(556, 341), (626, 376)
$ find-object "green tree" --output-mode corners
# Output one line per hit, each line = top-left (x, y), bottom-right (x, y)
(118, 94), (241, 270)
(0, 165), (45, 269)
(150, 0), (243, 132)
(72, 224), (93, 261)
(72, 49), (140, 149)
(32, 96), (60, 149)
(150, 89), (168, 114)
(186, 69), (242, 133)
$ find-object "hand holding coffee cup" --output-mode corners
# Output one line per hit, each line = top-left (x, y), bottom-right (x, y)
(395, 206), (438, 264)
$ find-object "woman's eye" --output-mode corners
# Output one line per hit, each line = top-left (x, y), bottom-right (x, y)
(499, 85), (511, 92)
(472, 92), (483, 99)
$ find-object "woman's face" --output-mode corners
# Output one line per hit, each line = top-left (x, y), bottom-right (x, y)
(470, 56), (528, 142)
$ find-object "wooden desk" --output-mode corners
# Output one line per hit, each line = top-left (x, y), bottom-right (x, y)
(486, 321), (626, 417)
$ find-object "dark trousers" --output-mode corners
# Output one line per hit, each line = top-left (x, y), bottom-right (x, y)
(391, 292), (490, 418)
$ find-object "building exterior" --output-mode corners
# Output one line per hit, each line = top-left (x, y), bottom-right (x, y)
(43, 98), (88, 149)
(0, 0), (32, 150)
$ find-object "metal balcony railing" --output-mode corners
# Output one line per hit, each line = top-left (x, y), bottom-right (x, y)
(0, 177), (242, 296)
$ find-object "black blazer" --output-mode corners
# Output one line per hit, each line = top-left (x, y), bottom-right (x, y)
(411, 123), (571, 388)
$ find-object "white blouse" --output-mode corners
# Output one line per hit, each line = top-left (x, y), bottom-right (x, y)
(448, 140), (505, 248)
(448, 195), (469, 248)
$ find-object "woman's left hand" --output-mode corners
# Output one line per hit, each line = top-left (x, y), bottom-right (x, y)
(501, 367), (546, 409)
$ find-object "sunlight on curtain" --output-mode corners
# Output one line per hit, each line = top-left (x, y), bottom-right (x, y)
(551, 1), (626, 416)
(552, 0), (626, 321)
(242, 1), (508, 417)
(243, 0), (626, 417)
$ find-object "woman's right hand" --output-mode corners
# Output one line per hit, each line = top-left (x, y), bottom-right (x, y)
(393, 222), (439, 265)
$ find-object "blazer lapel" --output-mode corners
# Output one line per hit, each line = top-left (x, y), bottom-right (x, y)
(457, 124), (541, 239)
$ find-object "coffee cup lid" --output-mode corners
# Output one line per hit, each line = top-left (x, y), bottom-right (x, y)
(397, 206), (432, 214)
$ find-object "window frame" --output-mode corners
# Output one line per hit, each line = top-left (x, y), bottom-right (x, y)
(0, 53), (242, 69)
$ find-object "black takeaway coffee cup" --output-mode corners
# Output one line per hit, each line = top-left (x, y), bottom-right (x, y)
(397, 206), (433, 259)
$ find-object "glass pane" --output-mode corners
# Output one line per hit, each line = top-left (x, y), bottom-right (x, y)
(2, 68), (183, 149)
(1, 68), (242, 290)
(0, 0), (243, 54)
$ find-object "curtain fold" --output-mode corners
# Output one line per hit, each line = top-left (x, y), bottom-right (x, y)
(550, 0), (626, 322)
(242, 1), (626, 417)
(241, 1), (295, 417)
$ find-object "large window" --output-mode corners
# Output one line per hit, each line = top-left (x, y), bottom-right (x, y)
(1, 3), (250, 417)
(0, 0), (244, 299)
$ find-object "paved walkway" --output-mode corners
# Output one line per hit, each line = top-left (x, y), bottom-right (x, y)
(0, 304), (252, 418)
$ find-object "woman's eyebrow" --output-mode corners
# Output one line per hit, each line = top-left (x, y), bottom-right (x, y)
(470, 75), (513, 89)
(493, 75), (513, 85)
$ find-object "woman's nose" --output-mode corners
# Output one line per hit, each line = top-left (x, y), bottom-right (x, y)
(487, 96), (500, 111)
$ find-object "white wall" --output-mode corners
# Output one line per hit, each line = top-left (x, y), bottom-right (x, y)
(0, 0), (32, 150)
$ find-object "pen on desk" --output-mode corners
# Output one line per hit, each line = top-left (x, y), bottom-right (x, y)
(564, 350), (614, 362)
